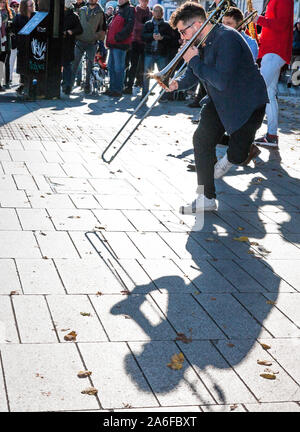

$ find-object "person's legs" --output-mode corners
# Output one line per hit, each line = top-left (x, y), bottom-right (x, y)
(142, 54), (155, 97)
(9, 48), (17, 82)
(5, 51), (11, 86)
(214, 104), (266, 179)
(71, 42), (85, 88)
(255, 53), (285, 146)
(193, 100), (225, 199)
(62, 61), (72, 94)
(135, 43), (145, 87)
(85, 43), (97, 89)
(126, 42), (140, 91)
(156, 54), (168, 102)
(112, 48), (127, 94)
(107, 49), (116, 92)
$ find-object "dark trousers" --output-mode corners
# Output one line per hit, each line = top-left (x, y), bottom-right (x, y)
(126, 41), (145, 88)
(62, 61), (72, 88)
(193, 100), (266, 199)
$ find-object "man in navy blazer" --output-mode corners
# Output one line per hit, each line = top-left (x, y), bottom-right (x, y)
(166, 2), (268, 215)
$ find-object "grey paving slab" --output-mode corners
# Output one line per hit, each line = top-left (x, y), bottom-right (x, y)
(158, 232), (211, 260)
(60, 163), (91, 178)
(215, 339), (300, 402)
(136, 193), (175, 211)
(96, 194), (144, 210)
(150, 210), (191, 232)
(92, 209), (136, 232)
(27, 191), (75, 209)
(55, 258), (125, 294)
(235, 259), (295, 293)
(177, 340), (257, 404)
(209, 259), (269, 293)
(260, 338), (300, 385)
(128, 341), (216, 406)
(264, 292), (300, 327)
(26, 162), (65, 177)
(0, 209), (21, 230)
(48, 177), (95, 194)
(89, 294), (176, 341)
(0, 343), (100, 411)
(35, 231), (80, 258)
(0, 149), (12, 161)
(114, 406), (202, 412)
(172, 259), (237, 293)
(0, 231), (41, 258)
(13, 174), (39, 191)
(78, 342), (159, 409)
(190, 232), (238, 259)
(16, 259), (65, 294)
(216, 211), (264, 235)
(1, 161), (29, 175)
(69, 194), (102, 209)
(47, 208), (99, 231)
(0, 259), (21, 295)
(136, 258), (196, 294)
(195, 294), (271, 339)
(0, 357), (8, 411)
(68, 231), (101, 259)
(201, 404), (247, 412)
(0, 296), (19, 343)
(17, 208), (55, 231)
(46, 295), (107, 342)
(9, 150), (46, 163)
(12, 295), (57, 343)
(249, 234), (300, 259)
(88, 178), (138, 195)
(122, 210), (168, 232)
(118, 259), (157, 293)
(102, 232), (154, 259)
(0, 175), (18, 190)
(233, 293), (300, 338)
(150, 291), (225, 340)
(245, 402), (300, 412)
(0, 190), (30, 208)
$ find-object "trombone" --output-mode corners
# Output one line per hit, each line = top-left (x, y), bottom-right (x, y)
(101, 0), (230, 164)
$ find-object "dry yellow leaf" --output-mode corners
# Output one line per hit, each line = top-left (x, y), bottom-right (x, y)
(167, 352), (184, 370)
(257, 360), (272, 366)
(266, 300), (276, 305)
(81, 387), (98, 395)
(77, 370), (92, 378)
(64, 331), (77, 341)
(260, 373), (276, 380)
(80, 312), (91, 316)
(260, 343), (271, 350)
(238, 227), (245, 231)
(233, 236), (249, 242)
(250, 241), (259, 246)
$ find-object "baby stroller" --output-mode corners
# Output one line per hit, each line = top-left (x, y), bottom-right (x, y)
(90, 44), (109, 95)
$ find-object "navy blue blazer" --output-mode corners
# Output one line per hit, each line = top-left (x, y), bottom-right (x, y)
(177, 24), (268, 134)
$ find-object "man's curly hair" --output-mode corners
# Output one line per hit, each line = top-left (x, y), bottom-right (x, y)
(169, 2), (207, 30)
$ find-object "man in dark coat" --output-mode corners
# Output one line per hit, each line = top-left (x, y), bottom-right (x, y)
(166, 2), (268, 214)
(62, 0), (83, 94)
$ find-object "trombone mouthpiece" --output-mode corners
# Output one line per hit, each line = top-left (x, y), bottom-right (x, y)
(149, 72), (170, 90)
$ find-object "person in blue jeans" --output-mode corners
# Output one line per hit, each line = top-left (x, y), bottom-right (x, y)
(105, 0), (135, 97)
(141, 4), (172, 101)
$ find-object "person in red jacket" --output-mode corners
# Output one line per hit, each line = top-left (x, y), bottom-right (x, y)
(254, 0), (294, 149)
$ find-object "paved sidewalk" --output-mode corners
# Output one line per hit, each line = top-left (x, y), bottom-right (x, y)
(0, 83), (300, 413)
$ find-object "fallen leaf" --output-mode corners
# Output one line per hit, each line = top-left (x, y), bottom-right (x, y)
(227, 343), (235, 348)
(121, 290), (131, 295)
(257, 360), (272, 366)
(230, 404), (238, 411)
(266, 300), (276, 305)
(64, 331), (77, 341)
(211, 297), (216, 301)
(233, 236), (249, 242)
(175, 331), (192, 344)
(80, 312), (91, 316)
(77, 370), (92, 378)
(124, 315), (131, 319)
(81, 387), (98, 395)
(122, 403), (132, 408)
(250, 241), (259, 246)
(9, 290), (19, 296)
(260, 343), (271, 350)
(237, 227), (245, 231)
(96, 291), (103, 296)
(257, 246), (271, 254)
(167, 352), (184, 370)
(260, 373), (276, 380)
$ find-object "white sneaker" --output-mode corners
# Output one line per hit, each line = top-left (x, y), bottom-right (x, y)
(214, 153), (233, 179)
(179, 194), (217, 214)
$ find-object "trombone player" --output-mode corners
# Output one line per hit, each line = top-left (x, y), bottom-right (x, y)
(166, 2), (268, 214)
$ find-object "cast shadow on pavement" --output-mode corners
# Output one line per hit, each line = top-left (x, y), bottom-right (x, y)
(85, 149), (300, 408)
